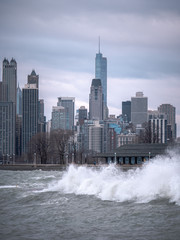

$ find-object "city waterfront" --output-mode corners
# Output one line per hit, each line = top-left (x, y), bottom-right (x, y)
(0, 153), (180, 240)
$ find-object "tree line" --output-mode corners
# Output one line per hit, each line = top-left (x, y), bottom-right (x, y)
(24, 129), (93, 164)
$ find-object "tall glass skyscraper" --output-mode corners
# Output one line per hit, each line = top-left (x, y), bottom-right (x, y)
(95, 43), (107, 105)
(57, 97), (75, 130)
(122, 101), (131, 123)
(22, 84), (38, 153)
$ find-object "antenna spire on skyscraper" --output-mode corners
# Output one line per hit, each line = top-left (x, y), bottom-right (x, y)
(98, 36), (101, 53)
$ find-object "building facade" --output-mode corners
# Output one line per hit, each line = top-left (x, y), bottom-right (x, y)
(0, 82), (3, 101)
(122, 101), (131, 123)
(89, 79), (104, 121)
(95, 48), (107, 105)
(78, 106), (87, 126)
(57, 97), (75, 130)
(51, 106), (66, 130)
(131, 92), (148, 128)
(0, 58), (17, 160)
(0, 102), (15, 161)
(148, 110), (167, 143)
(158, 104), (176, 140)
(22, 84), (38, 153)
(82, 120), (104, 154)
(17, 84), (22, 115)
(28, 70), (39, 89)
(95, 44), (108, 120)
(38, 99), (46, 132)
(16, 114), (22, 156)
(88, 121), (104, 153)
(2, 58), (17, 106)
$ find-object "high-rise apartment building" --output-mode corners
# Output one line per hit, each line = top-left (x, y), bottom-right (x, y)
(131, 92), (148, 128)
(22, 84), (38, 153)
(122, 101), (131, 122)
(158, 104), (176, 140)
(57, 97), (75, 130)
(89, 79), (104, 121)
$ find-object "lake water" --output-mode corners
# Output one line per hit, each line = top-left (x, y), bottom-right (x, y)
(0, 152), (180, 240)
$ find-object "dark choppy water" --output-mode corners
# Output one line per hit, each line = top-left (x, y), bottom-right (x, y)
(1, 153), (180, 240)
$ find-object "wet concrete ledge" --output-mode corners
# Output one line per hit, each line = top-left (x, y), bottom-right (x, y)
(0, 163), (141, 171)
(0, 164), (67, 171)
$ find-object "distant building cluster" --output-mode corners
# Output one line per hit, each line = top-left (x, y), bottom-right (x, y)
(0, 47), (177, 163)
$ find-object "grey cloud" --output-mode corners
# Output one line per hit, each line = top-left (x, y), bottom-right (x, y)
(2, 0), (180, 16)
(0, 0), (180, 135)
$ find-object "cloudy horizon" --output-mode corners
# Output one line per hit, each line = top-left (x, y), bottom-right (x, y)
(0, 0), (180, 136)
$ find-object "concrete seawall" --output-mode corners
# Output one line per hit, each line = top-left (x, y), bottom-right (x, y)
(0, 164), (67, 171)
(0, 163), (141, 171)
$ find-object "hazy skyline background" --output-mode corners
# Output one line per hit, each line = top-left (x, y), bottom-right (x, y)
(0, 0), (180, 136)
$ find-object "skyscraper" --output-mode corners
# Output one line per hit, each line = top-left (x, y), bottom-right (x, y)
(131, 92), (148, 127)
(95, 40), (107, 106)
(89, 79), (104, 121)
(0, 58), (17, 161)
(16, 114), (22, 156)
(0, 82), (3, 101)
(83, 120), (104, 153)
(38, 99), (46, 132)
(0, 102), (15, 161)
(51, 106), (66, 130)
(16, 84), (22, 157)
(122, 101), (131, 122)
(158, 104), (176, 140)
(57, 97), (75, 130)
(148, 111), (167, 143)
(22, 84), (38, 153)
(78, 106), (87, 126)
(2, 58), (17, 105)
(28, 70), (45, 133)
(17, 83), (22, 115)
(88, 121), (104, 153)
(28, 70), (39, 89)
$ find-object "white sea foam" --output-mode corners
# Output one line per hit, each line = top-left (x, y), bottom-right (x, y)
(32, 175), (56, 180)
(0, 185), (19, 189)
(46, 152), (180, 205)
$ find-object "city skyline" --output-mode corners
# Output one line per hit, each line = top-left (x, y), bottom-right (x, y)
(0, 0), (180, 136)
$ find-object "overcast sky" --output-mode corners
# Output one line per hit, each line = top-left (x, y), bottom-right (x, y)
(0, 0), (180, 136)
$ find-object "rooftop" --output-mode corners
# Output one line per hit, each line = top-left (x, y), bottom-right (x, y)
(91, 78), (101, 87)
